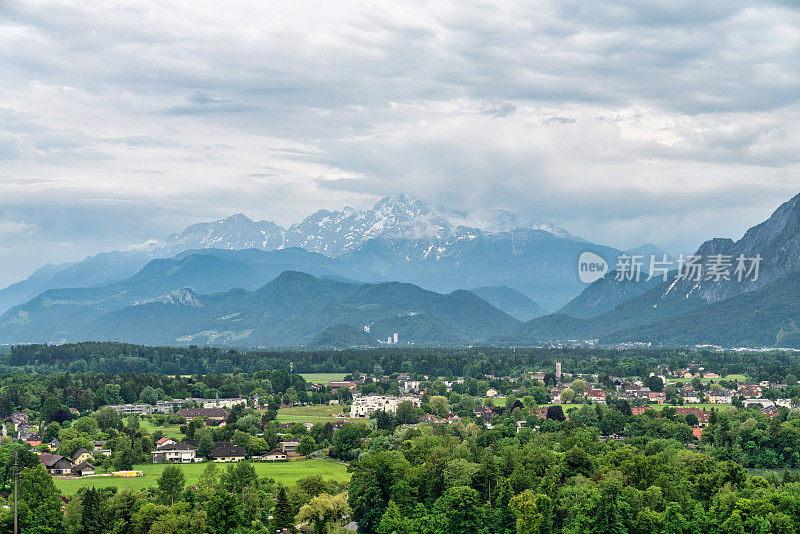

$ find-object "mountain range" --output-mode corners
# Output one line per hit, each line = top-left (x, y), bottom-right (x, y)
(7, 191), (800, 349)
(0, 194), (623, 318)
(501, 192), (800, 348)
(1, 271), (521, 347)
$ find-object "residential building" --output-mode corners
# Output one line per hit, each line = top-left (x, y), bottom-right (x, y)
(72, 462), (95, 477)
(108, 404), (152, 415)
(402, 381), (422, 393)
(744, 398), (776, 408)
(672, 407), (712, 426)
(202, 398), (247, 409)
(329, 381), (358, 389)
(279, 441), (299, 454)
(155, 436), (178, 448)
(11, 412), (29, 430)
(151, 443), (198, 463)
(72, 448), (93, 465)
(179, 408), (228, 422)
(263, 449), (287, 461)
(209, 443), (246, 462)
(587, 389), (606, 403)
(15, 424), (38, 441)
(474, 406), (494, 424)
(39, 452), (73, 475)
(349, 395), (421, 417)
(708, 393), (732, 404)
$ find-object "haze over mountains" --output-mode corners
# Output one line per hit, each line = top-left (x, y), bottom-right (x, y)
(6, 192), (800, 349)
(1, 270), (521, 347)
(503, 192), (800, 348)
(0, 194), (623, 317)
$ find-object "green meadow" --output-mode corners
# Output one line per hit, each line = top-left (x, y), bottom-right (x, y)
(300, 373), (348, 385)
(276, 404), (352, 423)
(53, 459), (350, 495)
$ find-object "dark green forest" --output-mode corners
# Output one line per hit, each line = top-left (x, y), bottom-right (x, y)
(6, 342), (800, 382)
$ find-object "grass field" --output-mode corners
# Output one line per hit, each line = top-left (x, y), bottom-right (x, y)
(131, 418), (184, 438)
(53, 459), (350, 495)
(300, 373), (348, 385)
(276, 404), (352, 423)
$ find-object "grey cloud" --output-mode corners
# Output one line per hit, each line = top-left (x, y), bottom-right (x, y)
(0, 0), (799, 285)
(482, 103), (517, 118)
(543, 116), (575, 125)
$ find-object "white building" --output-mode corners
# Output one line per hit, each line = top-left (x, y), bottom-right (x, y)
(203, 398), (247, 409)
(350, 395), (421, 417)
(402, 381), (422, 393)
(151, 443), (198, 463)
(708, 394), (732, 404)
(108, 404), (152, 415)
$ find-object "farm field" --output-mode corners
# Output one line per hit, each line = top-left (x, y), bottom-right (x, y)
(300, 373), (348, 385)
(53, 459), (350, 495)
(276, 404), (352, 423)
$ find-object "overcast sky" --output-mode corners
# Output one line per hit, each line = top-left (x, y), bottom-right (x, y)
(1, 0), (799, 286)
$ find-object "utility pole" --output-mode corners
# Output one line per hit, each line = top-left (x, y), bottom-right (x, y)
(13, 450), (18, 534)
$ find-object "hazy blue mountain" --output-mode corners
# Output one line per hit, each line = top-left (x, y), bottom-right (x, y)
(0, 194), (616, 314)
(556, 270), (666, 319)
(307, 324), (380, 348)
(69, 271), (521, 347)
(608, 269), (800, 348)
(337, 231), (622, 310)
(0, 252), (150, 315)
(502, 192), (800, 346)
(0, 262), (72, 316)
(470, 286), (548, 321)
(497, 279), (706, 344)
(0, 249), (355, 343)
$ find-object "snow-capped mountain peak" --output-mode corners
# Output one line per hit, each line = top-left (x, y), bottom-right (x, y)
(144, 194), (573, 257)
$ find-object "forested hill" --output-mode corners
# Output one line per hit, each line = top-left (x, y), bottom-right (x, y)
(1, 271), (520, 347)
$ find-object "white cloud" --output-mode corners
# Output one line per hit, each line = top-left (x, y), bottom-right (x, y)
(0, 0), (798, 284)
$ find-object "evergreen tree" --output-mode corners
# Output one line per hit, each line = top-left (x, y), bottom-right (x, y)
(272, 485), (294, 533)
(80, 488), (109, 534)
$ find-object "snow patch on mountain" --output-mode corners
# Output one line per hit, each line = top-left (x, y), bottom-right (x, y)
(142, 193), (574, 258)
